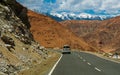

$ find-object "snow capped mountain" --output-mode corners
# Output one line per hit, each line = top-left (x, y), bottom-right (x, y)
(32, 9), (113, 21)
(33, 9), (113, 21)
(46, 12), (113, 21)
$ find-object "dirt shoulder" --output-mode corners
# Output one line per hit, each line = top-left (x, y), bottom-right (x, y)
(18, 51), (61, 75)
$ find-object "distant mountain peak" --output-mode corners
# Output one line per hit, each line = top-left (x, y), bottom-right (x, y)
(45, 12), (114, 21)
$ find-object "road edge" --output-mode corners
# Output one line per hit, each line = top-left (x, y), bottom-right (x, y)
(48, 54), (63, 75)
(80, 51), (120, 63)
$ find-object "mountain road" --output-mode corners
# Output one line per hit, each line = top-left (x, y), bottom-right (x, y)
(50, 52), (120, 75)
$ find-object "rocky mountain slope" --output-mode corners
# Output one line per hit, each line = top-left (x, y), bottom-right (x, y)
(27, 10), (96, 51)
(84, 16), (120, 53)
(60, 20), (101, 37)
(0, 0), (49, 75)
(61, 16), (120, 53)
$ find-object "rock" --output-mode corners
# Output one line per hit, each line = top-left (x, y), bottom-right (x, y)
(1, 35), (15, 51)
(1, 35), (15, 46)
(5, 44), (15, 52)
(0, 60), (8, 74)
(22, 47), (28, 51)
(40, 46), (45, 50)
(0, 52), (3, 58)
(6, 65), (18, 74)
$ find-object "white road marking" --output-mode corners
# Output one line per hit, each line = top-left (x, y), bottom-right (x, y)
(80, 57), (83, 59)
(79, 56), (82, 59)
(83, 59), (86, 62)
(87, 62), (91, 65)
(48, 54), (63, 75)
(78, 55), (80, 57)
(95, 67), (101, 72)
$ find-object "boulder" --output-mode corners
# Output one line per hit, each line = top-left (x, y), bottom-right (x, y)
(1, 35), (15, 46)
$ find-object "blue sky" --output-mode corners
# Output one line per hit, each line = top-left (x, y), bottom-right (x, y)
(43, 0), (56, 3)
(17, 0), (120, 16)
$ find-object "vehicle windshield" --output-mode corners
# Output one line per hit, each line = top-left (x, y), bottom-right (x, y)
(63, 46), (70, 48)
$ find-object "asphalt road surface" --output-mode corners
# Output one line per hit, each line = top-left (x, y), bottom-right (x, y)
(51, 52), (120, 75)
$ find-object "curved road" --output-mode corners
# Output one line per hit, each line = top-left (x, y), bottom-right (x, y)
(51, 52), (120, 75)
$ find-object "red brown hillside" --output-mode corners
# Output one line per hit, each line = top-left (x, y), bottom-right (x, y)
(27, 10), (96, 51)
(89, 16), (120, 53)
(60, 20), (101, 37)
(60, 16), (120, 53)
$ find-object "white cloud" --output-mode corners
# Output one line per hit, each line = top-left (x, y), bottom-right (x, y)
(55, 0), (120, 15)
(99, 0), (120, 14)
(17, 0), (120, 15)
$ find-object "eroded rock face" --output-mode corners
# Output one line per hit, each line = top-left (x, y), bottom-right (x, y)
(0, 0), (48, 75)
(1, 0), (31, 28)
(0, 0), (33, 44)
